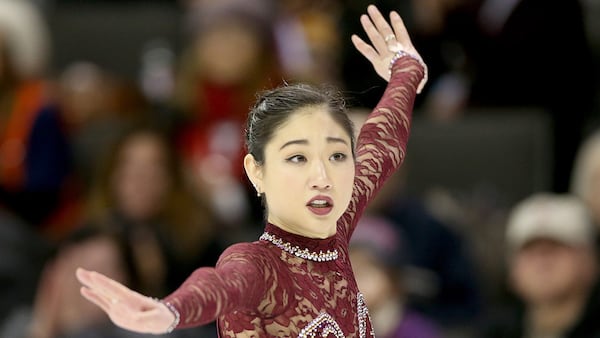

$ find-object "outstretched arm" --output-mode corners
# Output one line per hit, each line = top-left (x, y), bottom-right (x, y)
(339, 5), (427, 240)
(76, 243), (269, 333)
(76, 268), (177, 334)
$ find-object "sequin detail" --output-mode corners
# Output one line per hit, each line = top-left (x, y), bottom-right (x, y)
(259, 232), (339, 262)
(298, 313), (345, 338)
(357, 293), (375, 338)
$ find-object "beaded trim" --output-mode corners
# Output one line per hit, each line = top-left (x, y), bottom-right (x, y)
(298, 312), (345, 338)
(154, 298), (180, 333)
(389, 50), (428, 93)
(259, 232), (339, 262)
(357, 293), (375, 338)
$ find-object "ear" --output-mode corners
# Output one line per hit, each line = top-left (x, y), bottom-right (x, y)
(244, 153), (263, 188)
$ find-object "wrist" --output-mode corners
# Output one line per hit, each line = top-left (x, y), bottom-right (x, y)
(389, 50), (428, 93)
(155, 298), (180, 333)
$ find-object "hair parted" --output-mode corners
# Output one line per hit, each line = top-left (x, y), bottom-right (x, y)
(245, 83), (355, 164)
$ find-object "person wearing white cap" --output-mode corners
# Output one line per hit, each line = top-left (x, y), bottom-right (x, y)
(485, 193), (600, 338)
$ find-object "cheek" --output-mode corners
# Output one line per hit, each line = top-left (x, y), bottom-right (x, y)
(262, 165), (303, 207)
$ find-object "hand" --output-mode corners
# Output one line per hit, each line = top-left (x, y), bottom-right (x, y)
(351, 5), (427, 92)
(76, 268), (176, 334)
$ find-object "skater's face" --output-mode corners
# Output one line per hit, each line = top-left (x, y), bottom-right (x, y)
(244, 105), (355, 238)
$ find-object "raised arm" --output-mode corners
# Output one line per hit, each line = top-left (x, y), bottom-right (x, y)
(339, 5), (427, 240)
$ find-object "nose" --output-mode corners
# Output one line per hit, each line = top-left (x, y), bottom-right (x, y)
(310, 159), (332, 190)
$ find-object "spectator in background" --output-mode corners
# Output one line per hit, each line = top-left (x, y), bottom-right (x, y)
(1, 227), (217, 338)
(273, 0), (343, 86)
(350, 215), (443, 338)
(173, 0), (283, 230)
(0, 208), (51, 325)
(571, 129), (600, 229)
(469, 0), (594, 194)
(1, 229), (131, 338)
(57, 61), (148, 189)
(483, 193), (600, 338)
(49, 61), (153, 241)
(84, 125), (222, 297)
(408, 0), (594, 193)
(0, 0), (71, 228)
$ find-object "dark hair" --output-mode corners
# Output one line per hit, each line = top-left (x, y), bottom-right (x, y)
(245, 83), (355, 164)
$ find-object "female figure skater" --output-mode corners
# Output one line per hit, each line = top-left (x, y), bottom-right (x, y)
(76, 4), (427, 337)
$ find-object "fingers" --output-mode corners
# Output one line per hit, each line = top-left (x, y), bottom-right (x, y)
(77, 268), (133, 304)
(351, 34), (379, 65)
(76, 267), (92, 285)
(367, 5), (396, 45)
(390, 11), (412, 47)
(359, 14), (388, 56)
(81, 286), (112, 313)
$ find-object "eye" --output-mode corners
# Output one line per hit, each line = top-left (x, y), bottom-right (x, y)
(330, 152), (347, 162)
(286, 155), (307, 163)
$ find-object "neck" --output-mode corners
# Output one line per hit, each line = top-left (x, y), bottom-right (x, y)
(526, 290), (589, 336)
(267, 217), (335, 239)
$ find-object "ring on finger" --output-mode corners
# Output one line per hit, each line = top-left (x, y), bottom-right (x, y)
(384, 34), (396, 42)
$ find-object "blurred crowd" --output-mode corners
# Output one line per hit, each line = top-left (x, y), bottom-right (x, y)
(0, 0), (599, 337)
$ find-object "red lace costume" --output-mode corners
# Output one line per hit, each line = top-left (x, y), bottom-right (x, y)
(163, 56), (425, 337)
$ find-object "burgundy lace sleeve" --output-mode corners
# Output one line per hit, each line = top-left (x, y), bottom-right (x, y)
(338, 56), (424, 241)
(162, 243), (270, 328)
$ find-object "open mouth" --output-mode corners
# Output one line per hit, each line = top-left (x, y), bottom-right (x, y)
(308, 200), (331, 208)
(307, 196), (334, 216)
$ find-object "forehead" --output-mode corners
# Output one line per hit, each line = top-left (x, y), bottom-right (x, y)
(270, 105), (350, 142)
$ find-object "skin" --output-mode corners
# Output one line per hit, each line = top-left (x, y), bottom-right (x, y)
(29, 236), (128, 338)
(511, 238), (596, 304)
(584, 168), (600, 224)
(112, 132), (171, 222)
(244, 105), (355, 239)
(349, 247), (396, 308)
(196, 20), (263, 85)
(510, 238), (598, 335)
(75, 5), (425, 334)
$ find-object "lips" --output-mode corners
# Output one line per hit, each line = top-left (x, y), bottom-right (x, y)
(306, 195), (334, 216)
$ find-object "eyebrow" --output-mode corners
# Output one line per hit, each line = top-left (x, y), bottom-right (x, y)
(279, 137), (348, 151)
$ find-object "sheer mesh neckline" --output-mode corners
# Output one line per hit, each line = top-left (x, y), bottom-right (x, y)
(260, 223), (339, 261)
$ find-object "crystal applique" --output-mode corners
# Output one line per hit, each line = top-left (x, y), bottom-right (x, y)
(298, 312), (345, 338)
(259, 232), (339, 262)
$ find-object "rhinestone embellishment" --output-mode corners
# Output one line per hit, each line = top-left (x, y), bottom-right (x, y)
(357, 293), (375, 338)
(259, 232), (339, 262)
(298, 312), (345, 338)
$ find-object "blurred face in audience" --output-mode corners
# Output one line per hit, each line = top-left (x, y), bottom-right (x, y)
(350, 247), (397, 309)
(510, 238), (597, 304)
(58, 62), (111, 129)
(195, 19), (263, 85)
(584, 168), (600, 223)
(0, 33), (4, 85)
(112, 132), (171, 221)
